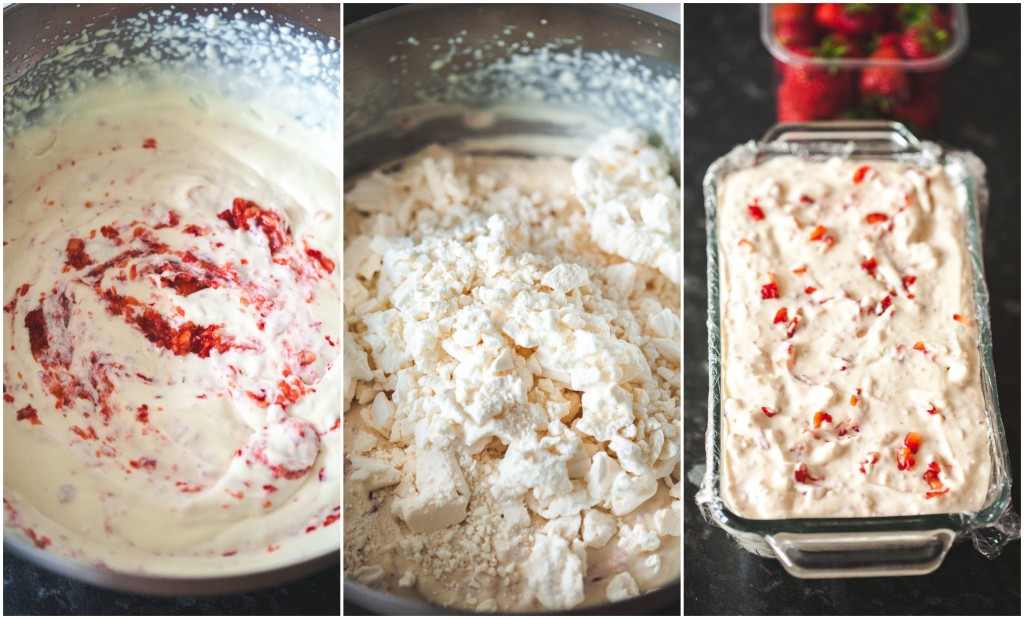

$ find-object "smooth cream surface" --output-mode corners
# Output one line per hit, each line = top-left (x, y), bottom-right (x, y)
(3, 79), (341, 575)
(718, 157), (990, 519)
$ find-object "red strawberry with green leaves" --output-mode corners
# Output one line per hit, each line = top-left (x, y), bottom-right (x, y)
(778, 43), (853, 121)
(899, 22), (951, 59)
(820, 32), (864, 59)
(776, 20), (818, 50)
(897, 4), (951, 31)
(815, 3), (884, 36)
(859, 37), (910, 104)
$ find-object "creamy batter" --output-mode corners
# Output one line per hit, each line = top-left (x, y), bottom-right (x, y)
(344, 130), (680, 610)
(3, 78), (341, 575)
(717, 157), (990, 519)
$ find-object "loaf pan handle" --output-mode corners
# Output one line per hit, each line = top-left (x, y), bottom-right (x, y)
(765, 529), (956, 578)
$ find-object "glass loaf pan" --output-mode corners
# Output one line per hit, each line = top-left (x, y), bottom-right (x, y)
(696, 121), (1017, 578)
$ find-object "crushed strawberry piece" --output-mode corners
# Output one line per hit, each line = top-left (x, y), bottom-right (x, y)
(15, 405), (42, 426)
(129, 457), (157, 470)
(812, 411), (832, 428)
(773, 308), (788, 324)
(896, 447), (915, 471)
(219, 198), (290, 254)
(142, 138), (157, 149)
(761, 281), (780, 300)
(809, 225), (826, 241)
(785, 316), (799, 339)
(761, 406), (778, 418)
(865, 213), (889, 224)
(913, 341), (927, 352)
(861, 257), (878, 275)
(65, 238), (94, 270)
(877, 295), (892, 315)
(904, 432), (922, 454)
(859, 452), (879, 474)
(901, 275), (916, 293)
(804, 286), (816, 294)
(922, 461), (943, 490)
(926, 488), (951, 499)
(794, 463), (821, 484)
(927, 404), (938, 416)
(748, 203), (766, 220)
(850, 394), (859, 406)
(792, 266), (807, 275)
(853, 165), (871, 184)
(952, 313), (972, 325)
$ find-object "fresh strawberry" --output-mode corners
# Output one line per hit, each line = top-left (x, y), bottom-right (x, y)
(838, 5), (885, 36)
(892, 83), (940, 132)
(899, 22), (951, 59)
(777, 43), (854, 121)
(776, 20), (818, 50)
(897, 4), (951, 32)
(773, 3), (814, 26)
(859, 41), (910, 104)
(813, 3), (844, 29)
(820, 32), (863, 58)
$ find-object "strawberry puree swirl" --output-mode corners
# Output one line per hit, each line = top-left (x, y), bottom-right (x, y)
(3, 82), (340, 575)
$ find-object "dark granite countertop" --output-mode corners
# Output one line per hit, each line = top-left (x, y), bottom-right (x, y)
(683, 4), (1021, 615)
(2, 552), (339, 616)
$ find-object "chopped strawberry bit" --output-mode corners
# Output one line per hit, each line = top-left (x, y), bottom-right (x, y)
(901, 275), (916, 293)
(738, 239), (755, 252)
(896, 447), (915, 471)
(804, 286), (816, 294)
(26, 528), (52, 549)
(65, 238), (94, 270)
(71, 425), (98, 440)
(761, 406), (778, 418)
(860, 257), (878, 275)
(322, 513), (340, 527)
(304, 247), (336, 275)
(877, 295), (892, 315)
(853, 165), (871, 184)
(812, 411), (832, 428)
(904, 432), (922, 454)
(792, 266), (807, 275)
(927, 404), (938, 416)
(952, 313), (972, 325)
(773, 308), (788, 324)
(822, 235), (835, 251)
(859, 452), (879, 474)
(809, 225), (826, 241)
(3, 394), (14, 404)
(175, 481), (203, 493)
(129, 457), (157, 470)
(15, 405), (42, 426)
(748, 204), (766, 220)
(761, 281), (780, 300)
(850, 394), (859, 406)
(926, 488), (951, 499)
(794, 463), (821, 484)
(219, 198), (289, 254)
(923, 461), (943, 490)
(142, 138), (157, 149)
(799, 195), (815, 204)
(913, 341), (927, 352)
(865, 213), (888, 224)
(136, 404), (150, 423)
(785, 316), (799, 339)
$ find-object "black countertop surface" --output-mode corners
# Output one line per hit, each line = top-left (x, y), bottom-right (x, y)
(3, 552), (340, 616)
(683, 4), (1021, 615)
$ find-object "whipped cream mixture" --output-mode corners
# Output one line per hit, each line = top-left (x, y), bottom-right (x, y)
(344, 129), (680, 610)
(3, 79), (340, 575)
(717, 157), (991, 519)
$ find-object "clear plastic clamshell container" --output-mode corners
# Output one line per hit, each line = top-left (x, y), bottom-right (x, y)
(697, 120), (1018, 578)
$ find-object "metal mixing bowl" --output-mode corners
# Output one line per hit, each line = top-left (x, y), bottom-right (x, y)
(344, 3), (681, 613)
(2, 3), (340, 596)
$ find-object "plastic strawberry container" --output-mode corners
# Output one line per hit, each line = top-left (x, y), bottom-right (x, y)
(697, 120), (1018, 578)
(760, 4), (968, 133)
